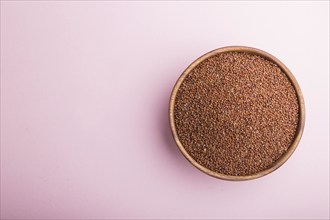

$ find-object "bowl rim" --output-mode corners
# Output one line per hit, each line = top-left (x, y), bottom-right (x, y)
(168, 46), (305, 181)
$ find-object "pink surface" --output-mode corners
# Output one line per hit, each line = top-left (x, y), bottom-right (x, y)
(1, 1), (329, 219)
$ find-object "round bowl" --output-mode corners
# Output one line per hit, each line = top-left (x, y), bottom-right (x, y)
(169, 46), (305, 181)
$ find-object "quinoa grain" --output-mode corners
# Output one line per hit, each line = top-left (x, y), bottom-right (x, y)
(174, 52), (299, 176)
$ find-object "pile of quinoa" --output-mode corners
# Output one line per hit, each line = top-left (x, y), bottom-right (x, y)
(174, 52), (299, 176)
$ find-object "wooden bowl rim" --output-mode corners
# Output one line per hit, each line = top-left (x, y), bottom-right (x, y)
(169, 46), (305, 181)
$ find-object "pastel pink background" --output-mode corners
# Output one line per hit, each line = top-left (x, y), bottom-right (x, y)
(1, 1), (329, 219)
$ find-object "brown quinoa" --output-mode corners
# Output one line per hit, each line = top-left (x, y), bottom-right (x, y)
(174, 52), (299, 176)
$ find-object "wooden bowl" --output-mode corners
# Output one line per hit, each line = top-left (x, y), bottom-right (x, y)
(169, 46), (305, 181)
